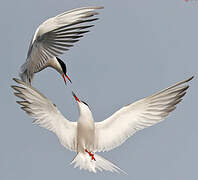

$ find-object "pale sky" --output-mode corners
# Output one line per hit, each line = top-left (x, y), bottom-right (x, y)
(1, 0), (197, 179)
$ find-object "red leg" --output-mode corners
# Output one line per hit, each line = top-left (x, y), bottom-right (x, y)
(85, 149), (96, 161)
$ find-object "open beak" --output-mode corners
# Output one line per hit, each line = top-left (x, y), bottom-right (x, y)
(72, 92), (80, 102)
(62, 74), (72, 85)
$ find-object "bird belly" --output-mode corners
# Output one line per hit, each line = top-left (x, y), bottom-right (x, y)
(77, 121), (95, 153)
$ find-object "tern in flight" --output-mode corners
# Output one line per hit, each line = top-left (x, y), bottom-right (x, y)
(19, 6), (103, 85)
(12, 76), (193, 173)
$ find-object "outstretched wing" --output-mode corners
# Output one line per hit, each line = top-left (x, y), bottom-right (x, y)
(94, 76), (193, 152)
(11, 78), (77, 151)
(24, 6), (103, 73)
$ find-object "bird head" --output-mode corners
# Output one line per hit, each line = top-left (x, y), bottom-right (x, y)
(56, 57), (72, 85)
(72, 92), (91, 115)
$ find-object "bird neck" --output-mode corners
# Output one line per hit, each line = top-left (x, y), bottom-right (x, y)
(48, 57), (62, 74)
(78, 105), (94, 124)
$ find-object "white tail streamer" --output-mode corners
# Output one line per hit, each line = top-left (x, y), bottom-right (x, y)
(71, 152), (126, 174)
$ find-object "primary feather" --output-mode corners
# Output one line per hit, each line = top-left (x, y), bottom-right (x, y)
(12, 76), (193, 173)
(94, 76), (193, 152)
(12, 78), (77, 151)
(19, 6), (103, 84)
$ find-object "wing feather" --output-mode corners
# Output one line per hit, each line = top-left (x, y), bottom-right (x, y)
(94, 76), (193, 152)
(12, 78), (77, 151)
(21, 7), (103, 82)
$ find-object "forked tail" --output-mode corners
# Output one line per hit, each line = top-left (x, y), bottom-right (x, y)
(71, 152), (126, 174)
(19, 62), (33, 85)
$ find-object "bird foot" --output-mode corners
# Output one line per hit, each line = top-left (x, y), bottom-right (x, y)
(85, 149), (96, 161)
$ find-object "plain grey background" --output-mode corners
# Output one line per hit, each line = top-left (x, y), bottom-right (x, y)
(1, 0), (197, 179)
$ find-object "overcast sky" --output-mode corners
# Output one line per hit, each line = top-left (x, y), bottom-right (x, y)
(1, 0), (197, 179)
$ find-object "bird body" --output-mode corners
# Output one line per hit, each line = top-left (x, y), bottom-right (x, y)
(20, 57), (60, 80)
(12, 76), (193, 173)
(77, 105), (95, 152)
(19, 6), (103, 85)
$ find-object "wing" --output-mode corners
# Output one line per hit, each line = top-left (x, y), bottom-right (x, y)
(94, 76), (193, 152)
(25, 6), (103, 72)
(11, 78), (77, 151)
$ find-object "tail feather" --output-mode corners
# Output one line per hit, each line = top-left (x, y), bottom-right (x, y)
(71, 152), (126, 174)
(19, 62), (33, 85)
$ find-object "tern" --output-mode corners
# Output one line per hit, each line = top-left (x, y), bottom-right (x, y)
(19, 6), (103, 85)
(12, 76), (193, 173)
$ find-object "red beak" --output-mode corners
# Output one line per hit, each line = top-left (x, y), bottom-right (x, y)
(62, 74), (72, 85)
(72, 92), (80, 102)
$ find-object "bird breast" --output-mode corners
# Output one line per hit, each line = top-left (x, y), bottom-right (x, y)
(77, 116), (95, 152)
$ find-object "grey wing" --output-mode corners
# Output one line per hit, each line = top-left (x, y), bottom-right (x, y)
(94, 76), (193, 152)
(12, 78), (77, 151)
(20, 6), (103, 83)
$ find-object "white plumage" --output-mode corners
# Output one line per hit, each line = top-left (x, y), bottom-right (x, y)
(19, 6), (103, 85)
(12, 76), (193, 173)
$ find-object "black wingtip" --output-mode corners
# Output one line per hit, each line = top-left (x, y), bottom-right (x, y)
(184, 76), (194, 84)
(11, 85), (15, 89)
(12, 78), (26, 86)
(13, 78), (18, 82)
(188, 76), (194, 81)
(95, 6), (104, 9)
